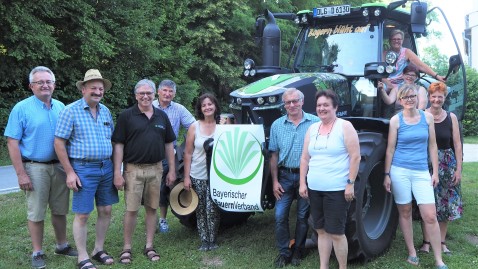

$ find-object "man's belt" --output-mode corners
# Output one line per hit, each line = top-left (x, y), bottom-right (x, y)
(279, 167), (300, 174)
(22, 159), (59, 164)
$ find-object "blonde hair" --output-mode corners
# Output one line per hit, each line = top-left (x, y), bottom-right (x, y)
(389, 29), (405, 40)
(397, 84), (417, 100)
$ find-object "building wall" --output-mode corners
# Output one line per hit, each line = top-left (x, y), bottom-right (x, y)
(465, 2), (478, 69)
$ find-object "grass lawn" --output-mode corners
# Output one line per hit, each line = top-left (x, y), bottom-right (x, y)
(464, 136), (478, 144)
(0, 162), (477, 268)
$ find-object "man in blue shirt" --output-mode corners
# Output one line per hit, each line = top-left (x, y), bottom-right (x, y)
(152, 79), (195, 233)
(4, 66), (77, 269)
(269, 88), (319, 268)
(54, 69), (118, 269)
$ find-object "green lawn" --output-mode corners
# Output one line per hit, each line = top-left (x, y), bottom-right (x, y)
(0, 162), (477, 268)
(464, 136), (478, 144)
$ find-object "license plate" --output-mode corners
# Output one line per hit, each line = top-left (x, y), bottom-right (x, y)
(313, 5), (351, 18)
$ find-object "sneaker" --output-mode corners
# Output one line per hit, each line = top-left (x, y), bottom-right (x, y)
(291, 249), (302, 266)
(274, 254), (290, 268)
(54, 244), (78, 257)
(32, 254), (46, 269)
(198, 242), (209, 251)
(158, 219), (169, 233)
(208, 242), (219, 251)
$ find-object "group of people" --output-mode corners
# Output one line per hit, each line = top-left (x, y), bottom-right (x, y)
(4, 66), (218, 269)
(6, 63), (463, 269)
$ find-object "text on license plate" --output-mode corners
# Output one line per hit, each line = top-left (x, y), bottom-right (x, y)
(313, 5), (351, 18)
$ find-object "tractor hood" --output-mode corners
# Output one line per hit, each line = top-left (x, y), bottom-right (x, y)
(230, 72), (349, 112)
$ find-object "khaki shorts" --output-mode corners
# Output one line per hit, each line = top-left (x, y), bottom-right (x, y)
(24, 163), (69, 222)
(124, 162), (162, 211)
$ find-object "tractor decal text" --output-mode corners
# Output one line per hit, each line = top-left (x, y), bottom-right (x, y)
(308, 24), (369, 38)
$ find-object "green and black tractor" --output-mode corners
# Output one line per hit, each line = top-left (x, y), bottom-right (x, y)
(227, 0), (467, 261)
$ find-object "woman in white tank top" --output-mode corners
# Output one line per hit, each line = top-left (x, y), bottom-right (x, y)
(183, 93), (221, 251)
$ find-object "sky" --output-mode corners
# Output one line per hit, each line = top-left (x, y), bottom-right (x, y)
(432, 0), (473, 38)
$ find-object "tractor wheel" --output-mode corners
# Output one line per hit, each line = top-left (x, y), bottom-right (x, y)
(346, 132), (398, 261)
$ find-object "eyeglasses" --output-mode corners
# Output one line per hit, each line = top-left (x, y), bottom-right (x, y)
(404, 73), (417, 78)
(136, 92), (155, 96)
(400, 94), (417, 101)
(31, 80), (55, 86)
(390, 38), (403, 42)
(284, 98), (302, 106)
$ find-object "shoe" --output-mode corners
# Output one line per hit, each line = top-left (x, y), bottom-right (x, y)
(208, 242), (219, 251)
(441, 242), (452, 255)
(274, 254), (290, 268)
(54, 244), (78, 257)
(32, 253), (46, 269)
(291, 249), (302, 266)
(418, 240), (430, 254)
(198, 242), (209, 251)
(406, 256), (419, 266)
(158, 219), (169, 233)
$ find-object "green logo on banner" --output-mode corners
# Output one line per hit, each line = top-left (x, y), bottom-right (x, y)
(213, 127), (263, 185)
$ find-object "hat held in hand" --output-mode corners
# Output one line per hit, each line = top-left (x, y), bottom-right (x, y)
(76, 69), (112, 90)
(170, 181), (199, 216)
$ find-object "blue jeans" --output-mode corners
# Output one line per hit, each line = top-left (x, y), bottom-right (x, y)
(275, 170), (310, 256)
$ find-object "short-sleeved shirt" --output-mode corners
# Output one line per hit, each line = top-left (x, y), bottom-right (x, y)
(269, 112), (320, 168)
(55, 98), (114, 160)
(4, 95), (65, 162)
(152, 100), (195, 143)
(112, 104), (176, 164)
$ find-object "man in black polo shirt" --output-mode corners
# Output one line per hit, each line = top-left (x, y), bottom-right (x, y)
(112, 79), (176, 264)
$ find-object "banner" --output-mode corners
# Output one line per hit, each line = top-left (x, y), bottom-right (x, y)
(210, 124), (265, 212)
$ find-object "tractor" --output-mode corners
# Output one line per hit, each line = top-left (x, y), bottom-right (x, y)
(225, 0), (467, 261)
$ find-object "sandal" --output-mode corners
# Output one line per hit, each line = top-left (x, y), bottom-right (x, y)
(441, 242), (452, 255)
(143, 247), (160, 262)
(92, 250), (114, 265)
(119, 249), (132, 265)
(406, 256), (419, 266)
(77, 259), (97, 269)
(418, 240), (430, 253)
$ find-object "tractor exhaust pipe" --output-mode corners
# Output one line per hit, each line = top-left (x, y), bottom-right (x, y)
(262, 10), (281, 67)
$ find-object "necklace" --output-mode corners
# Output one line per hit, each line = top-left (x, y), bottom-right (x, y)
(314, 118), (337, 150)
(428, 108), (444, 121)
(318, 118), (337, 135)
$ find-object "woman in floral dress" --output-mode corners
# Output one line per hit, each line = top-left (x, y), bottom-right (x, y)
(419, 82), (463, 254)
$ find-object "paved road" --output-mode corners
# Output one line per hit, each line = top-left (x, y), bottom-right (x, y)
(1, 144), (477, 194)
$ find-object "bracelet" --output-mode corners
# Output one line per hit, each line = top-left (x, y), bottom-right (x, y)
(384, 172), (390, 176)
(434, 74), (438, 79)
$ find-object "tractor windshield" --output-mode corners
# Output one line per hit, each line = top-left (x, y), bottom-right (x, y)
(295, 24), (379, 75)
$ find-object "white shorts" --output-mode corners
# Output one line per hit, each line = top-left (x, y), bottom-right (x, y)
(390, 165), (435, 205)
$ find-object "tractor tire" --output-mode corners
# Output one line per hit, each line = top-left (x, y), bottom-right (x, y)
(346, 132), (398, 261)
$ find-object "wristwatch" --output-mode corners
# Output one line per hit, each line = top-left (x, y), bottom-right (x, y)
(384, 172), (390, 176)
(347, 179), (355, 185)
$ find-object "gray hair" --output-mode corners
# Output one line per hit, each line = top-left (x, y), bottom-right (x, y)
(282, 88), (304, 102)
(29, 66), (55, 83)
(158, 79), (177, 93)
(134, 79), (156, 94)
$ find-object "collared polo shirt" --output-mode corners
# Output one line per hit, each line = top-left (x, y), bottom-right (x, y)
(152, 100), (195, 144)
(112, 105), (176, 164)
(268, 111), (320, 168)
(55, 98), (114, 160)
(4, 95), (65, 162)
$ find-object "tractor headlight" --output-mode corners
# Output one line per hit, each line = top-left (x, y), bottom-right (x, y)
(257, 97), (265, 105)
(236, 98), (242, 105)
(386, 65), (395, 74)
(377, 65), (385, 74)
(362, 8), (369, 17)
(249, 69), (256, 77)
(268, 96), (277, 103)
(374, 9), (381, 16)
(244, 70), (250, 77)
(244, 58), (255, 70)
(385, 51), (398, 65)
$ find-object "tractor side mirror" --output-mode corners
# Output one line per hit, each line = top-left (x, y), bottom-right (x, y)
(255, 17), (266, 45)
(445, 54), (462, 80)
(411, 1), (428, 34)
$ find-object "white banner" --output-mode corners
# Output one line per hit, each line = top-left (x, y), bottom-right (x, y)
(210, 124), (265, 212)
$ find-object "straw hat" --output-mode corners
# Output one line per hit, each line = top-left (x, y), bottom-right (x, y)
(76, 69), (112, 90)
(169, 182), (199, 216)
